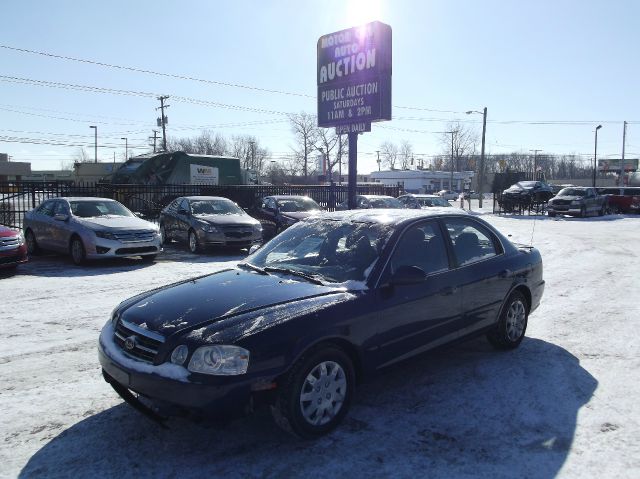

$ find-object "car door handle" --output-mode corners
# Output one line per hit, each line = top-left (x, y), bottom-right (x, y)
(439, 286), (458, 296)
(499, 269), (513, 279)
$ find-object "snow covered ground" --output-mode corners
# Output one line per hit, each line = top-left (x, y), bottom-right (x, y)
(1, 213), (639, 479)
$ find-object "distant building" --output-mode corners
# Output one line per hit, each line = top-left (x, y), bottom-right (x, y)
(370, 169), (474, 193)
(0, 153), (31, 181)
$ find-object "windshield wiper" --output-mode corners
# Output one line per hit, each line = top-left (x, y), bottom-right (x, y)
(263, 267), (325, 285)
(237, 262), (270, 275)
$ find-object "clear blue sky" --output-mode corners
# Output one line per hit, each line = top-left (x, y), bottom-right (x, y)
(1, 0), (638, 173)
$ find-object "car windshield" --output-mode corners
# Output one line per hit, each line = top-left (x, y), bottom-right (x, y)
(368, 197), (403, 208)
(191, 199), (244, 215)
(516, 181), (539, 188)
(277, 198), (321, 212)
(558, 188), (587, 197)
(70, 200), (133, 218)
(418, 197), (450, 207)
(247, 218), (394, 284)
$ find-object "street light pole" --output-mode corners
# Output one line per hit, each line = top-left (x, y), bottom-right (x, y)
(121, 137), (128, 162)
(529, 149), (542, 180)
(593, 125), (602, 187)
(89, 125), (97, 163)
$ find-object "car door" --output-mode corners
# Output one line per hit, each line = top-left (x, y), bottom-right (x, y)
(256, 198), (278, 237)
(441, 217), (513, 335)
(30, 200), (56, 249)
(50, 200), (72, 251)
(372, 220), (463, 369)
(162, 199), (179, 241)
(175, 198), (192, 242)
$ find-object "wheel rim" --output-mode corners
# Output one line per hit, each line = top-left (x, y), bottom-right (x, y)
(71, 239), (83, 263)
(505, 299), (526, 341)
(26, 232), (36, 253)
(189, 231), (197, 252)
(299, 361), (347, 426)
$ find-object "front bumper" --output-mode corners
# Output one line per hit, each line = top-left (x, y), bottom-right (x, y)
(98, 323), (253, 418)
(197, 229), (262, 248)
(547, 205), (582, 216)
(86, 236), (162, 259)
(0, 244), (28, 268)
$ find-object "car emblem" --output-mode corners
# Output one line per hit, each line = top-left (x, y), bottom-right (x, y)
(124, 335), (137, 351)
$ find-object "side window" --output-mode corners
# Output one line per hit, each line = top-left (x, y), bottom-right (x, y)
(178, 199), (190, 212)
(444, 219), (498, 267)
(37, 201), (55, 217)
(53, 201), (69, 215)
(168, 199), (179, 212)
(390, 222), (449, 275)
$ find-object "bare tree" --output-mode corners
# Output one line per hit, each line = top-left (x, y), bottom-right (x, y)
(228, 135), (270, 176)
(169, 131), (226, 155)
(398, 139), (413, 170)
(380, 141), (399, 170)
(289, 112), (319, 181)
(439, 122), (478, 172)
(75, 147), (91, 164)
(317, 129), (347, 182)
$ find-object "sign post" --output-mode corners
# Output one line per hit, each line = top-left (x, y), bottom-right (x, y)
(317, 21), (392, 209)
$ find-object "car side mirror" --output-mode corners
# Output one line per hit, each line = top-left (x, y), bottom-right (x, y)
(54, 213), (69, 222)
(248, 244), (262, 255)
(388, 265), (426, 286)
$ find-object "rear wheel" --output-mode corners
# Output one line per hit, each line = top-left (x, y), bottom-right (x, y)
(25, 229), (39, 255)
(271, 346), (355, 438)
(188, 229), (200, 254)
(159, 223), (166, 245)
(487, 291), (528, 350)
(580, 206), (587, 218)
(70, 236), (86, 266)
(599, 205), (606, 216)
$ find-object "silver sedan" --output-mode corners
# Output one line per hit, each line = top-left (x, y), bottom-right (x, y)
(24, 197), (162, 265)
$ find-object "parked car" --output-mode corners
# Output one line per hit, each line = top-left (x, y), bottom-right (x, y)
(99, 209), (544, 438)
(437, 190), (459, 201)
(397, 194), (453, 209)
(598, 187), (640, 214)
(160, 196), (262, 253)
(547, 187), (607, 217)
(336, 194), (404, 210)
(250, 195), (322, 240)
(501, 181), (554, 205)
(24, 197), (161, 265)
(463, 190), (482, 200)
(0, 225), (28, 270)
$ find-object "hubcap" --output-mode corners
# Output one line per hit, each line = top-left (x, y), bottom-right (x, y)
(299, 361), (347, 426)
(505, 299), (526, 341)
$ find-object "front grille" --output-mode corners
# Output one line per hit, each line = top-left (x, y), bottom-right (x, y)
(0, 236), (20, 251)
(554, 199), (572, 205)
(220, 225), (253, 239)
(115, 246), (158, 255)
(111, 230), (157, 243)
(114, 319), (164, 363)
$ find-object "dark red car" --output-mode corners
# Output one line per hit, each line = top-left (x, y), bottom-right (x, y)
(0, 225), (28, 270)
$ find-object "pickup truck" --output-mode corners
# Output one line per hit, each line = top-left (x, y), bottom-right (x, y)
(546, 186), (607, 217)
(598, 187), (640, 214)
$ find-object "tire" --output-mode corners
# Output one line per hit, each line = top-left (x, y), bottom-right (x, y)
(140, 254), (157, 263)
(25, 229), (40, 255)
(548, 212), (556, 218)
(188, 229), (200, 254)
(580, 206), (587, 218)
(271, 345), (355, 438)
(599, 205), (605, 216)
(159, 223), (166, 245)
(487, 291), (528, 350)
(70, 236), (86, 266)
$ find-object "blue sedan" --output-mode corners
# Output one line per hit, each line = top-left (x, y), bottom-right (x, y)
(99, 209), (544, 438)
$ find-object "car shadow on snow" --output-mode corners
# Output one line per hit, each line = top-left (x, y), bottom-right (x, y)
(495, 213), (632, 222)
(19, 338), (596, 479)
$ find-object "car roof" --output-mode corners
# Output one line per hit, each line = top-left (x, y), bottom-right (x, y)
(54, 197), (117, 202)
(267, 195), (313, 200)
(318, 208), (468, 225)
(181, 196), (234, 201)
(404, 194), (439, 198)
(359, 195), (395, 199)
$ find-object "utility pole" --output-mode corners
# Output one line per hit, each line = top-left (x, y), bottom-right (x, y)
(479, 107), (487, 207)
(529, 149), (542, 180)
(156, 96), (170, 151)
(620, 121), (627, 186)
(592, 125), (602, 187)
(376, 150), (381, 171)
(149, 130), (160, 153)
(446, 131), (455, 191)
(120, 137), (128, 162)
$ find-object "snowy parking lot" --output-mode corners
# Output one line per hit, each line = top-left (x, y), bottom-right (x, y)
(1, 213), (639, 478)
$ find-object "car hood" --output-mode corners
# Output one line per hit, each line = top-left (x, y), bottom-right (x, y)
(0, 226), (19, 238)
(75, 215), (157, 231)
(551, 195), (583, 201)
(504, 186), (530, 194)
(192, 213), (258, 226)
(117, 268), (348, 336)
(281, 211), (321, 221)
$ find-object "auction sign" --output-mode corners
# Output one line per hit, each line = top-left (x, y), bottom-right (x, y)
(317, 21), (392, 128)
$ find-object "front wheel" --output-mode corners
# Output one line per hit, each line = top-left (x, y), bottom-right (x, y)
(70, 236), (86, 266)
(487, 291), (528, 350)
(271, 346), (355, 438)
(599, 205), (606, 216)
(188, 229), (200, 254)
(159, 223), (166, 245)
(25, 229), (39, 255)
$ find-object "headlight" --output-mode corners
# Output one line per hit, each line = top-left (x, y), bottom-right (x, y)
(198, 222), (218, 233)
(188, 345), (249, 375)
(16, 232), (25, 246)
(170, 345), (189, 366)
(252, 223), (263, 233)
(95, 230), (116, 240)
(571, 200), (581, 205)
